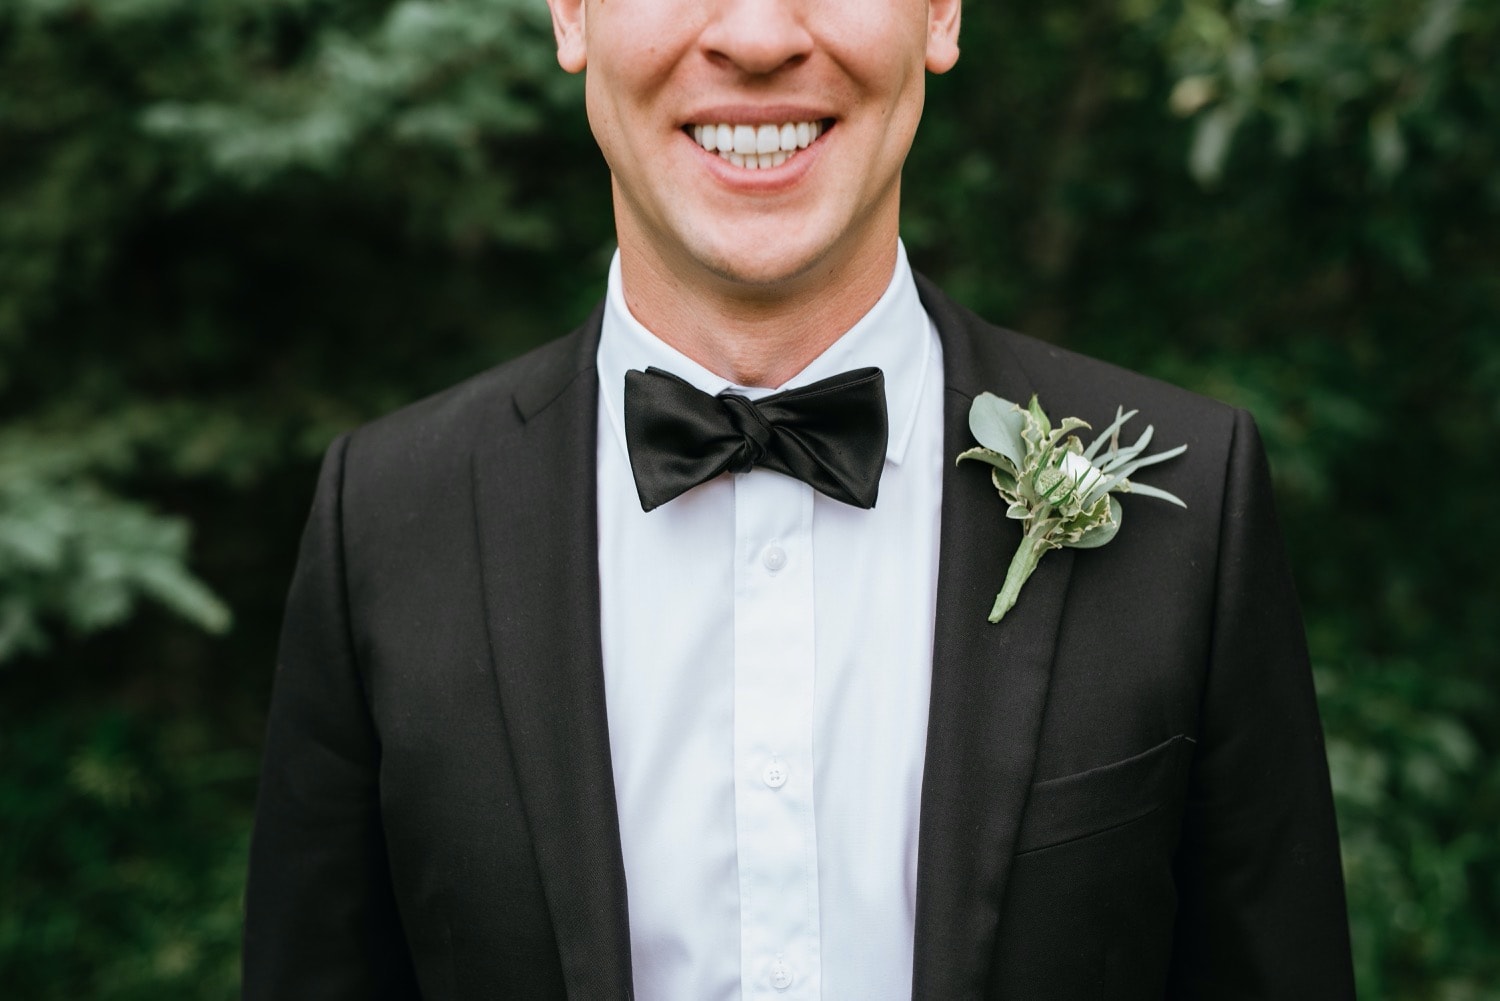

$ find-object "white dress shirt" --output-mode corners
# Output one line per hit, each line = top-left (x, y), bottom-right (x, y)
(595, 244), (944, 1000)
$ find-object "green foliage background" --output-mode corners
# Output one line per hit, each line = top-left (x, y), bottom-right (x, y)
(1, 0), (1496, 996)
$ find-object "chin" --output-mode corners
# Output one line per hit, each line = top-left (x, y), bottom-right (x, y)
(702, 255), (817, 291)
(687, 230), (841, 293)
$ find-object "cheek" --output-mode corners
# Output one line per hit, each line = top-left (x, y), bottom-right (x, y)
(582, 40), (682, 150)
(582, 77), (621, 164)
(814, 0), (929, 74)
(583, 51), (659, 163)
(825, 45), (928, 132)
(586, 4), (695, 92)
(855, 58), (926, 165)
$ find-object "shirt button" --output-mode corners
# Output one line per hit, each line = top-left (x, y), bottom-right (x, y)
(762, 758), (788, 789)
(762, 544), (787, 572)
(770, 959), (793, 990)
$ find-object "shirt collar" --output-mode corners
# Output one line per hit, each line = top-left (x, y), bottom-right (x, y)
(596, 241), (934, 468)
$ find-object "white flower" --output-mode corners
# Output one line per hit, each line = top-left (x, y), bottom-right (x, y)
(1060, 449), (1105, 501)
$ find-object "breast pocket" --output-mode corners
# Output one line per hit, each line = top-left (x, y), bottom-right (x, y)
(1014, 733), (1196, 856)
(990, 734), (1199, 997)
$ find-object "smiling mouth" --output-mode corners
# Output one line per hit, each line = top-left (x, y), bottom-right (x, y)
(686, 119), (831, 170)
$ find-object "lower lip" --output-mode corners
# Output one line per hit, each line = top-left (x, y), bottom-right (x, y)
(687, 127), (830, 192)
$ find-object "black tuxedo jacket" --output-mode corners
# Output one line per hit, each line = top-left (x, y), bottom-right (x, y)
(244, 276), (1354, 999)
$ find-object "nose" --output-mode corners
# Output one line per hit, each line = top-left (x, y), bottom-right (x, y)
(699, 0), (814, 76)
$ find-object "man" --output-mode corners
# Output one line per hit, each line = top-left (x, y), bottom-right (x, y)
(244, 0), (1355, 997)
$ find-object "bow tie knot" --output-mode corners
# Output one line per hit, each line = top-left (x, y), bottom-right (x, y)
(623, 365), (889, 512)
(719, 393), (774, 472)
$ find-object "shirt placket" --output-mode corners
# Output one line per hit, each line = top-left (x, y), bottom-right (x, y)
(733, 469), (820, 999)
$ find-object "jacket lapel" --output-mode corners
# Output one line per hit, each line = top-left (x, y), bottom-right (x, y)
(470, 307), (635, 999)
(912, 276), (1075, 998)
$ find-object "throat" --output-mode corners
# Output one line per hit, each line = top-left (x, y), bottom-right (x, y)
(625, 268), (883, 389)
(612, 203), (901, 388)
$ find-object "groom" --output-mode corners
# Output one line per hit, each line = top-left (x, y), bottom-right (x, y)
(244, 0), (1355, 997)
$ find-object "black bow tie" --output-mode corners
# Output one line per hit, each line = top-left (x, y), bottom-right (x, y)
(623, 366), (889, 512)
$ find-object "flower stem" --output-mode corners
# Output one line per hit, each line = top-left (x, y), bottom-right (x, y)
(989, 534), (1049, 623)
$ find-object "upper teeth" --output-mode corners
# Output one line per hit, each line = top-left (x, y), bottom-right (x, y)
(691, 120), (824, 169)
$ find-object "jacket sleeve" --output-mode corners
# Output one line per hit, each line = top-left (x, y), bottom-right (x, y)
(1166, 409), (1355, 999)
(242, 434), (421, 999)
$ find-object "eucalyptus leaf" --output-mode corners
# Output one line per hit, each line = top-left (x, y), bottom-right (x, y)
(967, 393), (1026, 467)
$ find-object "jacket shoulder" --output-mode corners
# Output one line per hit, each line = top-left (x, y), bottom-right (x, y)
(329, 307), (600, 493)
(360, 326), (593, 451)
(916, 271), (1236, 438)
(1001, 326), (1236, 435)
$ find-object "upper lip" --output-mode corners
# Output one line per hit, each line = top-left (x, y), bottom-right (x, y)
(681, 104), (836, 126)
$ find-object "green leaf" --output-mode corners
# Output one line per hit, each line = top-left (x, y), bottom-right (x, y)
(1066, 497), (1123, 549)
(1094, 442), (1189, 496)
(1047, 415), (1091, 448)
(1123, 480), (1187, 508)
(1119, 442), (1188, 475)
(1083, 407), (1138, 461)
(1097, 423), (1155, 472)
(1027, 394), (1051, 437)
(989, 467), (1019, 494)
(967, 394), (1026, 468)
(956, 445), (1017, 478)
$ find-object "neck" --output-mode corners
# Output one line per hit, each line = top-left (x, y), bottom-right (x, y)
(616, 233), (899, 390)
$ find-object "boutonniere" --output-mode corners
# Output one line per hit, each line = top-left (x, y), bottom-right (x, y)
(957, 393), (1188, 623)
